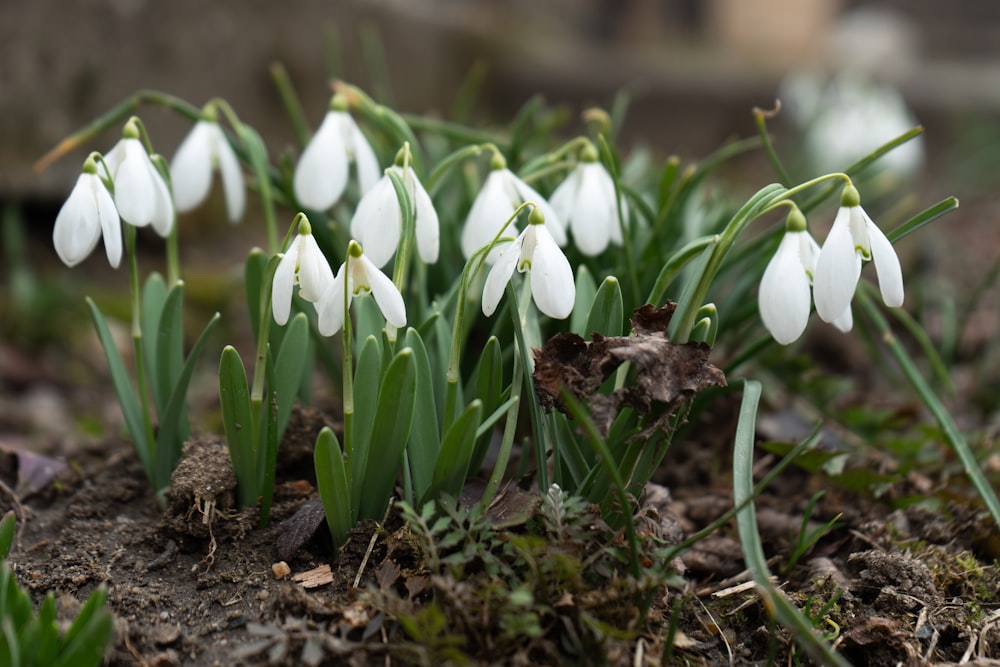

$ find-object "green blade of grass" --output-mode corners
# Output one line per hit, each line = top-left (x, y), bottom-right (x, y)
(733, 380), (851, 667)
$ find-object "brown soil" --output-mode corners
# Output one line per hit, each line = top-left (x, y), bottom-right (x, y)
(3, 391), (999, 666)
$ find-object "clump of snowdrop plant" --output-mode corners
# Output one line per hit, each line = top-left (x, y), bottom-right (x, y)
(41, 78), (966, 560)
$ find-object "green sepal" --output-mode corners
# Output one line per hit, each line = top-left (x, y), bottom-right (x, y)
(219, 346), (257, 507)
(586, 276), (624, 337)
(358, 348), (417, 519)
(314, 427), (353, 548)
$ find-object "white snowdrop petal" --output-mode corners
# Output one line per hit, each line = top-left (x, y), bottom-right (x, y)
(296, 234), (334, 303)
(830, 305), (853, 333)
(53, 176), (101, 267)
(347, 119), (381, 196)
(316, 264), (348, 336)
(149, 165), (175, 237)
(271, 239), (301, 325)
(758, 234), (811, 345)
(95, 179), (123, 268)
(410, 172), (440, 264)
(351, 176), (400, 269)
(113, 140), (156, 226)
(570, 165), (613, 256)
(548, 172), (578, 223)
(511, 174), (565, 246)
(814, 208), (862, 323)
(462, 171), (517, 261)
(294, 113), (349, 211)
(866, 215), (904, 308)
(529, 226), (575, 319)
(481, 238), (521, 316)
(212, 125), (246, 222)
(361, 255), (407, 327)
(170, 121), (215, 213)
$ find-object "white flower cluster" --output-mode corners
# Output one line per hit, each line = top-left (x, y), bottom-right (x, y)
(758, 185), (903, 345)
(53, 111), (245, 269)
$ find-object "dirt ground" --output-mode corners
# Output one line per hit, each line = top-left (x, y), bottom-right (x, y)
(2, 375), (999, 666)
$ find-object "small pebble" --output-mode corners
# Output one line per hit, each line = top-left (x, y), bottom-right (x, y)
(272, 561), (291, 580)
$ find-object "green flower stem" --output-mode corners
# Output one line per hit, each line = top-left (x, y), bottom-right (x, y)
(753, 104), (792, 186)
(597, 133), (639, 306)
(426, 144), (483, 195)
(479, 276), (545, 509)
(341, 248), (356, 463)
(857, 286), (1000, 530)
(443, 203), (529, 427)
(387, 144), (415, 343)
(124, 225), (157, 472)
(506, 277), (549, 490)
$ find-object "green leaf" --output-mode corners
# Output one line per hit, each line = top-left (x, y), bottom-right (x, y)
(353, 295), (386, 357)
(314, 428), (353, 547)
(140, 272), (168, 410)
(404, 328), (440, 501)
(570, 265), (597, 337)
(585, 276), (624, 337)
(219, 346), (258, 506)
(358, 348), (417, 519)
(153, 280), (186, 420)
(0, 513), (14, 560)
(422, 400), (482, 503)
(467, 336), (503, 475)
(53, 587), (112, 667)
(86, 298), (149, 476)
(154, 312), (221, 493)
(244, 248), (268, 343)
(34, 593), (60, 666)
(274, 313), (310, 437)
(350, 335), (383, 500)
(887, 196), (959, 244)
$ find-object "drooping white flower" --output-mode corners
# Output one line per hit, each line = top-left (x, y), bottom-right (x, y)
(813, 185), (903, 326)
(350, 163), (439, 268)
(314, 241), (406, 336)
(550, 150), (624, 256)
(170, 110), (245, 223)
(481, 208), (575, 320)
(293, 98), (380, 211)
(104, 120), (174, 237)
(271, 216), (335, 326)
(461, 155), (565, 261)
(759, 229), (817, 345)
(52, 155), (122, 268)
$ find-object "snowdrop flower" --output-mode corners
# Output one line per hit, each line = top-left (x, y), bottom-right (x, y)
(52, 154), (122, 268)
(461, 152), (565, 261)
(550, 144), (624, 256)
(350, 153), (439, 268)
(104, 118), (174, 237)
(481, 207), (575, 320)
(293, 96), (380, 211)
(170, 105), (245, 222)
(315, 240), (406, 336)
(758, 208), (851, 344)
(271, 215), (335, 326)
(814, 184), (903, 326)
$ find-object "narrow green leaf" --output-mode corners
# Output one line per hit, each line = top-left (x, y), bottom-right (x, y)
(86, 298), (149, 476)
(733, 380), (851, 667)
(55, 587), (112, 667)
(34, 593), (60, 666)
(887, 196), (959, 244)
(359, 348), (417, 519)
(154, 280), (186, 419)
(140, 272), (168, 410)
(570, 265), (597, 336)
(154, 313), (221, 492)
(219, 346), (258, 507)
(244, 248), (268, 344)
(422, 400), (482, 503)
(274, 312), (310, 437)
(0, 513), (14, 560)
(404, 328), (440, 501)
(467, 336), (503, 474)
(350, 335), (383, 505)
(258, 350), (280, 527)
(585, 276), (624, 337)
(314, 428), (353, 548)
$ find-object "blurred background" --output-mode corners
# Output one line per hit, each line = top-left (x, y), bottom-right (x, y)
(2, 0), (1000, 452)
